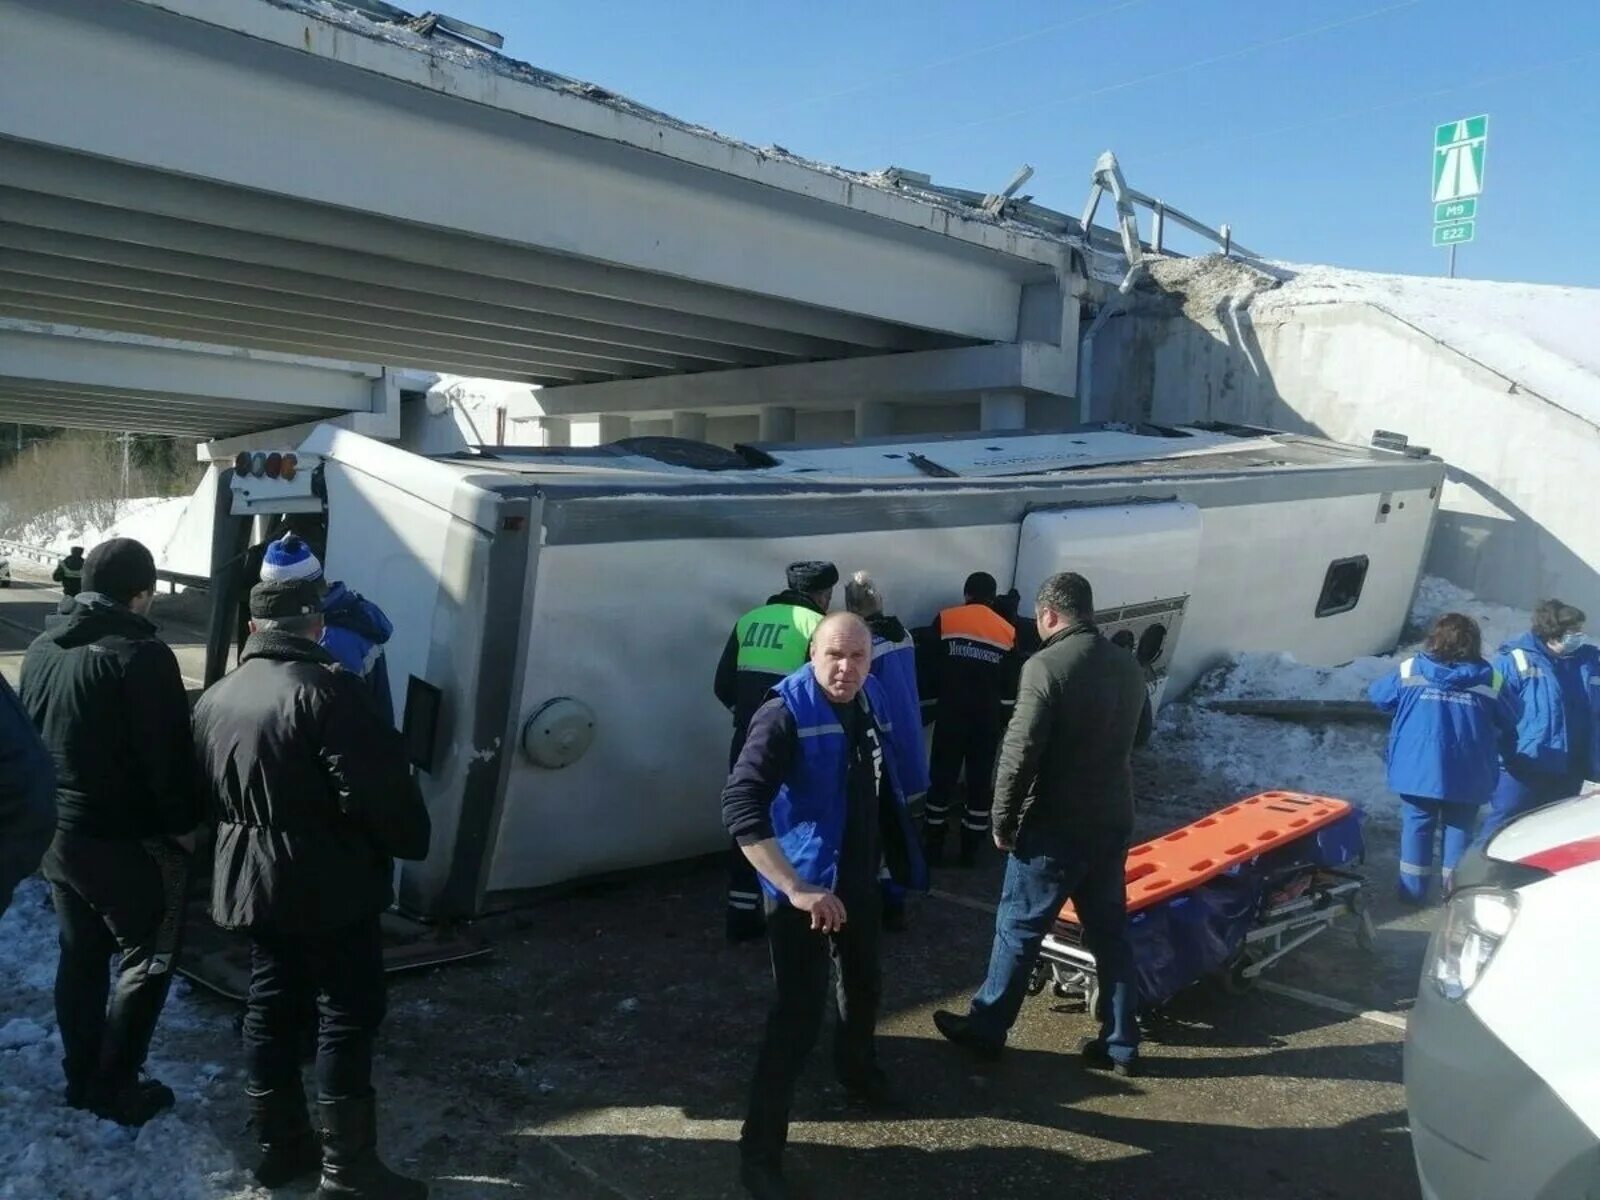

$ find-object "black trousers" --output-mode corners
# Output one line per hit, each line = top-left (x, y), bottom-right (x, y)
(243, 915), (387, 1100)
(926, 711), (1002, 833)
(43, 832), (188, 1093)
(741, 892), (881, 1164)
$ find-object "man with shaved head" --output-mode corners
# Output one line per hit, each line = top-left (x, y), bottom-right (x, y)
(721, 612), (928, 1200)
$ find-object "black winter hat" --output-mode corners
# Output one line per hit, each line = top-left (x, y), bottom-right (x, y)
(81, 538), (156, 604)
(250, 578), (324, 620)
(786, 560), (839, 593)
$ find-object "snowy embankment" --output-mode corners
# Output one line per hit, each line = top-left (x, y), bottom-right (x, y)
(10, 497), (190, 562)
(0, 883), (261, 1200)
(1157, 576), (1529, 827)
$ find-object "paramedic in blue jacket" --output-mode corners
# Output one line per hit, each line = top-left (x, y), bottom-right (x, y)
(721, 612), (927, 1200)
(258, 535), (397, 725)
(844, 570), (930, 931)
(1480, 600), (1600, 841)
(1368, 613), (1518, 903)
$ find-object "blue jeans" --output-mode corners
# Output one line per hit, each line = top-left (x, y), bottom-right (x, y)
(1479, 767), (1583, 844)
(1398, 797), (1478, 902)
(967, 827), (1139, 1063)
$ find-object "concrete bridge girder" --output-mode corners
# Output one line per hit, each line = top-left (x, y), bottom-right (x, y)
(0, 0), (1075, 395)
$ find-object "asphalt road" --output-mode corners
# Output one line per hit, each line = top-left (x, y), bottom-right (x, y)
(0, 560), (211, 689)
(0, 556), (1441, 1198)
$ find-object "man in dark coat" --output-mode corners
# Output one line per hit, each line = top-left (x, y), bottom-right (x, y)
(193, 578), (432, 1198)
(52, 546), (85, 597)
(20, 537), (200, 1125)
(0, 672), (54, 916)
(933, 572), (1149, 1075)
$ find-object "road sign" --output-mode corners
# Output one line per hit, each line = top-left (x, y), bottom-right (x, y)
(1433, 220), (1475, 248)
(1434, 198), (1476, 223)
(1433, 115), (1488, 203)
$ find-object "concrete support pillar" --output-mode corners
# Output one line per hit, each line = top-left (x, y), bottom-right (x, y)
(979, 390), (1027, 431)
(672, 410), (708, 441)
(597, 414), (632, 442)
(855, 401), (893, 439)
(538, 417), (570, 447)
(758, 405), (796, 442)
(1026, 396), (1074, 429)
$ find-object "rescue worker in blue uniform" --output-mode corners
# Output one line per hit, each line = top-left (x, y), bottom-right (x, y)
(844, 570), (930, 931)
(721, 612), (927, 1200)
(920, 572), (1017, 867)
(1368, 613), (1518, 902)
(1480, 600), (1600, 841)
(713, 561), (837, 942)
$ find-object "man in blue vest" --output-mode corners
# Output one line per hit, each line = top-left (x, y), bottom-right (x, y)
(713, 560), (836, 942)
(722, 613), (928, 1200)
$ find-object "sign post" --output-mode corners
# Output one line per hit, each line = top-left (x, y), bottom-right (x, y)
(1431, 115), (1487, 277)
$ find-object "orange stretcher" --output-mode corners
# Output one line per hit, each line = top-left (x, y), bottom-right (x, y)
(1036, 790), (1372, 1011)
(1060, 791), (1354, 925)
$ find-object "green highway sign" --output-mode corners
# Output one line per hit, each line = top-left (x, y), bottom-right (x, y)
(1435, 198), (1476, 223)
(1433, 220), (1475, 248)
(1433, 115), (1488, 203)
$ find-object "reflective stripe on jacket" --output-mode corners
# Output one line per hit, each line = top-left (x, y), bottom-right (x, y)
(1368, 653), (1518, 805)
(1491, 634), (1600, 778)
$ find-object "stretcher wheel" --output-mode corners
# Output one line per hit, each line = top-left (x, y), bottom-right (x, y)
(1026, 965), (1048, 997)
(1085, 981), (1102, 1015)
(1215, 952), (1256, 995)
(1354, 917), (1376, 953)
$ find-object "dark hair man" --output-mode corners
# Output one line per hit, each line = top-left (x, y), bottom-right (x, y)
(932, 572), (1149, 1076)
(721, 612), (927, 1199)
(20, 537), (200, 1124)
(193, 579), (432, 1197)
(712, 560), (838, 942)
(921, 570), (1017, 867)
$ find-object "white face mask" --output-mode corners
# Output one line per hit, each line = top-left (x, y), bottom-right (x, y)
(1557, 631), (1587, 655)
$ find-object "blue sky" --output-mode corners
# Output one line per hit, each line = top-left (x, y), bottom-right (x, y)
(442, 0), (1600, 287)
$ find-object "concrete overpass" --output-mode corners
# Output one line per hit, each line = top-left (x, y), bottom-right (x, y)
(0, 0), (1088, 443)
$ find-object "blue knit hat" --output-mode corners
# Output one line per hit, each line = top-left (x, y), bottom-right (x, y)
(259, 535), (324, 584)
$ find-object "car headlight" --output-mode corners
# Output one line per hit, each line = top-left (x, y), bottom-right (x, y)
(1430, 888), (1518, 1001)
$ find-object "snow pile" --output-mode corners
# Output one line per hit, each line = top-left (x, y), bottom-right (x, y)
(14, 497), (191, 561)
(0, 882), (262, 1200)
(1156, 576), (1530, 826)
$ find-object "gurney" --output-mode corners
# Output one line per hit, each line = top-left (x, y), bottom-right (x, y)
(1029, 792), (1375, 1012)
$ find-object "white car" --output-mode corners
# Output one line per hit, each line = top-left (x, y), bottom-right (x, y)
(1405, 789), (1600, 1199)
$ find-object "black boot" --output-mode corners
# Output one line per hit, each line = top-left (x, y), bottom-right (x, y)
(921, 822), (946, 868)
(88, 1074), (176, 1126)
(958, 828), (985, 868)
(316, 1092), (427, 1199)
(739, 1155), (793, 1200)
(249, 1083), (321, 1189)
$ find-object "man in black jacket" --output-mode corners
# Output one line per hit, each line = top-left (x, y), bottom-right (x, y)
(932, 572), (1148, 1075)
(20, 538), (200, 1125)
(193, 578), (432, 1198)
(0, 673), (54, 916)
(52, 546), (85, 597)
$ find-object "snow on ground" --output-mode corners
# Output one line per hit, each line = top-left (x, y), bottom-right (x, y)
(12, 497), (191, 562)
(0, 575), (1529, 1195)
(1155, 575), (1531, 827)
(0, 882), (262, 1200)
